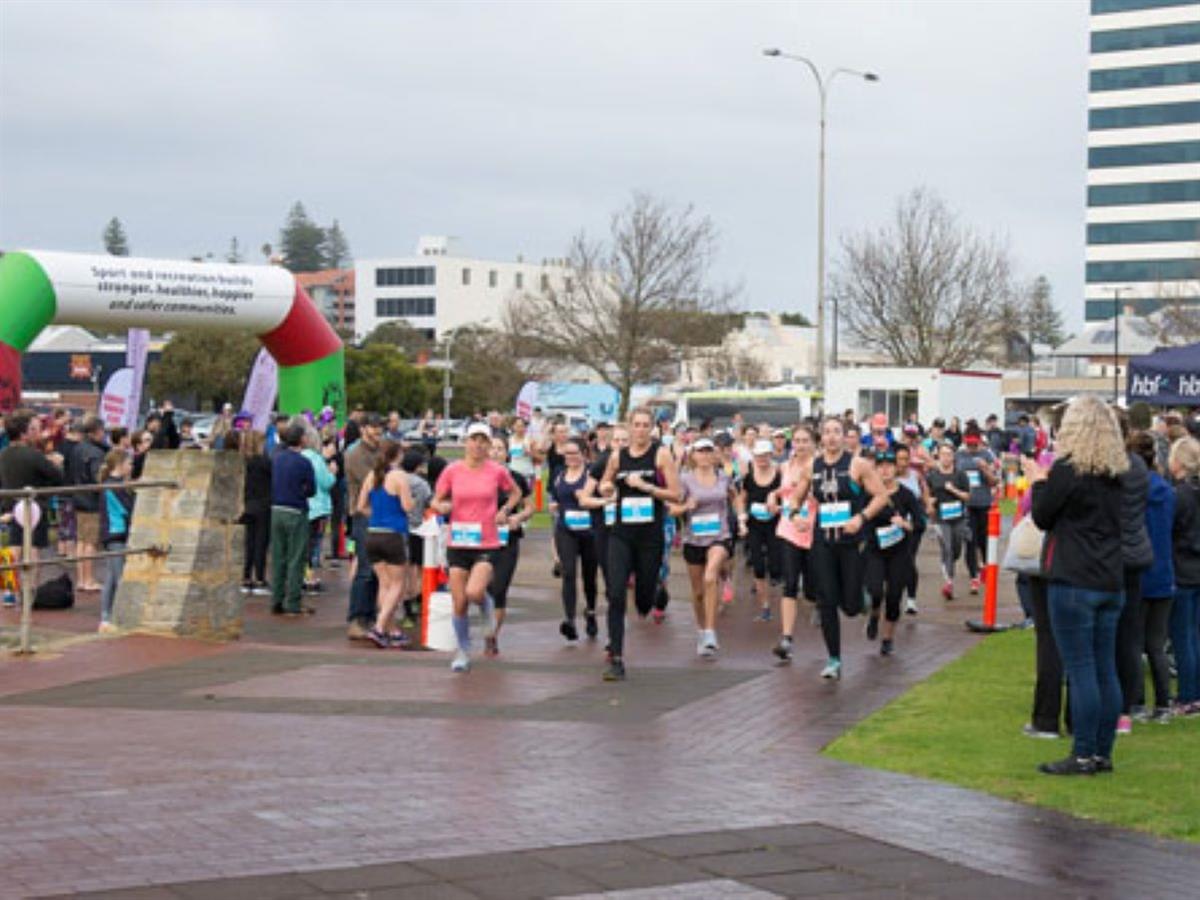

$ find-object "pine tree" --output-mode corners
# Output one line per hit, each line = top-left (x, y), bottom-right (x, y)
(103, 217), (130, 256)
(1027, 275), (1065, 347)
(226, 237), (244, 264)
(322, 220), (351, 269)
(278, 202), (327, 273)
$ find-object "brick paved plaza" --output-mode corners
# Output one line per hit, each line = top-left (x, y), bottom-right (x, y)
(2, 532), (1198, 899)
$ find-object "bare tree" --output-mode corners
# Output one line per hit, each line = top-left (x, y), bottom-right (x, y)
(504, 193), (737, 417)
(703, 347), (770, 388)
(1152, 254), (1200, 343)
(831, 188), (1014, 368)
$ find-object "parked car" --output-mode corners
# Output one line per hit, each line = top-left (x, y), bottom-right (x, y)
(438, 419), (466, 443)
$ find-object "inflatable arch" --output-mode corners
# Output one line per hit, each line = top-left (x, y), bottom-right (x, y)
(0, 250), (345, 420)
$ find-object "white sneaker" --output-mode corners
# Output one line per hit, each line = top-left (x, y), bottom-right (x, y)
(450, 650), (471, 673)
(820, 658), (842, 680)
(697, 631), (710, 657)
(705, 629), (719, 652)
(905, 598), (918, 615)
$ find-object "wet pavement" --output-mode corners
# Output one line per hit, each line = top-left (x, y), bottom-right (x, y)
(2, 530), (1198, 899)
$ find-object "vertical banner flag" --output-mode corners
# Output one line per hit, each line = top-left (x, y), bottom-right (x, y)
(124, 328), (150, 430)
(242, 347), (278, 431)
(100, 368), (136, 429)
(515, 381), (539, 421)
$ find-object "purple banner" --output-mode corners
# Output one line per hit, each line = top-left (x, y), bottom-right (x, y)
(241, 348), (278, 431)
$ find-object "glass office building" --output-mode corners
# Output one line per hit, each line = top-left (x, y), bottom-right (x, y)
(1087, 0), (1200, 321)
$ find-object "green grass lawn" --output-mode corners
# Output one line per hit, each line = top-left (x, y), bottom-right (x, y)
(824, 629), (1200, 842)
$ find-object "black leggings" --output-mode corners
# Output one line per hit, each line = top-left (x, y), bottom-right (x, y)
(489, 538), (521, 609)
(1143, 595), (1174, 710)
(905, 526), (924, 599)
(594, 526), (611, 596)
(554, 528), (598, 621)
(966, 507), (989, 577)
(243, 510), (270, 582)
(809, 537), (865, 658)
(1116, 566), (1147, 714)
(606, 526), (664, 658)
(866, 548), (912, 622)
(779, 541), (811, 600)
(746, 521), (781, 582)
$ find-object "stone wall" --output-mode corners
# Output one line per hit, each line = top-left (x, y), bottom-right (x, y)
(113, 450), (246, 640)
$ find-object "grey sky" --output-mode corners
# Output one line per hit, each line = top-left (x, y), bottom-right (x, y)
(0, 0), (1088, 330)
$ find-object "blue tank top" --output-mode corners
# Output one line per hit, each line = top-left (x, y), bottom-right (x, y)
(369, 484), (409, 533)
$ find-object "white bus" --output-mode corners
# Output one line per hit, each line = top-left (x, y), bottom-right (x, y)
(667, 389), (817, 428)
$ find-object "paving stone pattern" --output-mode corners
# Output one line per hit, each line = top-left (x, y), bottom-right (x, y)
(2, 531), (1198, 899)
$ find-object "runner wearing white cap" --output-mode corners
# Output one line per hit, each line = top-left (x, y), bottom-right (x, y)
(742, 439), (782, 622)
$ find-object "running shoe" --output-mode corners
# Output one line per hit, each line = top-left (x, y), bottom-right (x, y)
(252, 582), (271, 596)
(651, 608), (666, 625)
(905, 598), (919, 616)
(941, 581), (954, 601)
(755, 607), (772, 622)
(241, 581), (253, 593)
(560, 620), (579, 642)
(969, 578), (981, 595)
(880, 639), (894, 656)
(97, 621), (119, 634)
(697, 631), (711, 657)
(866, 615), (879, 641)
(705, 629), (719, 653)
(2, 592), (16, 609)
(722, 580), (733, 605)
(602, 659), (626, 682)
(1131, 705), (1151, 723)
(387, 630), (410, 648)
(1149, 707), (1173, 724)
(1092, 756), (1114, 774)
(484, 635), (499, 657)
(1116, 715), (1133, 735)
(366, 627), (391, 649)
(1022, 723), (1061, 740)
(820, 658), (842, 680)
(1038, 756), (1096, 776)
(772, 637), (793, 663)
(553, 561), (562, 578)
(450, 650), (471, 672)
(585, 612), (598, 639)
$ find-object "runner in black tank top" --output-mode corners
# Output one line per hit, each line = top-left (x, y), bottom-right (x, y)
(741, 442), (782, 621)
(806, 417), (888, 681)
(598, 409), (681, 681)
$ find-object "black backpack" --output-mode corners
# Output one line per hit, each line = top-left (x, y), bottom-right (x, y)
(34, 573), (75, 610)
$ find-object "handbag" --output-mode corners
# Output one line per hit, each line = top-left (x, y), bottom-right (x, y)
(1002, 516), (1044, 576)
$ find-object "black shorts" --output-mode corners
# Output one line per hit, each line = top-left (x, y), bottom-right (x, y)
(366, 531), (408, 566)
(682, 541), (732, 566)
(407, 533), (424, 566)
(9, 505), (50, 550)
(446, 547), (493, 571)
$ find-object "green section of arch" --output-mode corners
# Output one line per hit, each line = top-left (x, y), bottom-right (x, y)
(277, 348), (346, 425)
(0, 252), (57, 351)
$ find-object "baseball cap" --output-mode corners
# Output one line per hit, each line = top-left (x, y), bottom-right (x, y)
(752, 439), (773, 456)
(772, 428), (788, 438)
(466, 422), (492, 439)
(692, 437), (715, 451)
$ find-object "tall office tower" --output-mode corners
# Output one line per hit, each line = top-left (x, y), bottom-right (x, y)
(1087, 0), (1199, 322)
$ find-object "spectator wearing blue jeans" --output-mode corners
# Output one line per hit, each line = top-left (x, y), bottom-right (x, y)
(1028, 396), (1128, 776)
(1167, 437), (1200, 711)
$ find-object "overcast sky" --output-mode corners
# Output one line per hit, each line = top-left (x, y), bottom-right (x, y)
(0, 0), (1089, 329)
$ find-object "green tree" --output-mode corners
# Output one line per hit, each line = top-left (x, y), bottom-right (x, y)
(103, 217), (130, 256)
(226, 237), (244, 264)
(344, 343), (440, 414)
(364, 319), (435, 359)
(441, 325), (539, 416)
(147, 329), (260, 411)
(279, 202), (327, 273)
(1027, 275), (1065, 347)
(322, 220), (351, 269)
(779, 312), (812, 327)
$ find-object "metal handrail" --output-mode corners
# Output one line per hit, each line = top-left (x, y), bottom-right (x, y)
(2, 479), (179, 655)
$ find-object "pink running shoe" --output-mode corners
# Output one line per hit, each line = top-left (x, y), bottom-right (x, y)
(722, 580), (734, 605)
(651, 609), (665, 625)
(1116, 715), (1132, 735)
(941, 580), (954, 601)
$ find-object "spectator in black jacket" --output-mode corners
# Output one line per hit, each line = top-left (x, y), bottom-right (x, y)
(146, 401), (181, 451)
(241, 430), (272, 594)
(72, 417), (109, 592)
(57, 420), (85, 557)
(0, 411), (65, 564)
(1167, 437), (1200, 714)
(1026, 396), (1128, 776)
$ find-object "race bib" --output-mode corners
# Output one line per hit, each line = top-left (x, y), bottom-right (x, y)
(877, 524), (904, 550)
(510, 446), (526, 459)
(966, 469), (982, 489)
(450, 521), (483, 547)
(750, 502), (772, 522)
(497, 525), (510, 546)
(620, 496), (654, 524)
(604, 503), (616, 527)
(819, 501), (851, 528)
(690, 513), (721, 538)
(940, 501), (963, 520)
(564, 509), (591, 531)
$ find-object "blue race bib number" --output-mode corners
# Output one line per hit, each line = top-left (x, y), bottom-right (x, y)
(750, 502), (772, 522)
(497, 525), (510, 547)
(966, 469), (982, 489)
(564, 509), (591, 531)
(620, 496), (654, 524)
(877, 524), (904, 549)
(690, 513), (721, 538)
(450, 521), (483, 547)
(940, 501), (963, 521)
(604, 503), (616, 527)
(819, 501), (851, 528)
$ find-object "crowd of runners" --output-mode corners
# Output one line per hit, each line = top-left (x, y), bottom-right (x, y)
(2, 399), (1199, 775)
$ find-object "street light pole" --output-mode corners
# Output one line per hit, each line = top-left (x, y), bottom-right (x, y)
(763, 49), (878, 402)
(1112, 288), (1122, 405)
(442, 330), (455, 424)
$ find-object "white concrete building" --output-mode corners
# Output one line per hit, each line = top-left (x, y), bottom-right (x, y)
(354, 237), (570, 342)
(1086, 0), (1200, 322)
